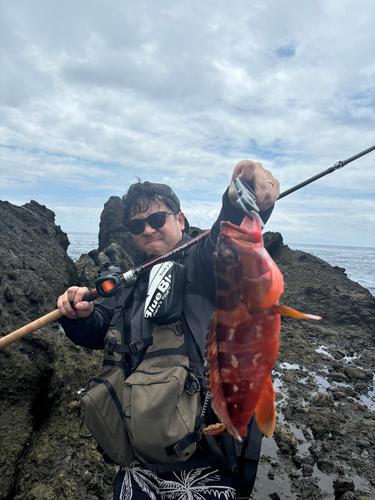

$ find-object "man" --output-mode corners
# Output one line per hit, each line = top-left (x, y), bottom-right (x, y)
(57, 160), (279, 499)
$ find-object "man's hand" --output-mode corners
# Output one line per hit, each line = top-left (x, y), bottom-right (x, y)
(228, 160), (280, 211)
(57, 286), (94, 320)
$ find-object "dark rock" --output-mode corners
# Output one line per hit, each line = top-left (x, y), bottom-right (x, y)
(293, 455), (303, 468)
(302, 463), (314, 476)
(310, 415), (331, 437)
(263, 231), (284, 257)
(0, 200), (77, 331)
(328, 372), (349, 383)
(308, 444), (322, 459)
(283, 371), (298, 384)
(344, 366), (373, 382)
(340, 492), (356, 500)
(313, 392), (335, 407)
(0, 200), (110, 500)
(98, 196), (138, 262)
(333, 477), (355, 494)
(273, 425), (297, 454)
(333, 349), (346, 359)
(332, 390), (347, 401)
(2, 196), (375, 499)
(317, 459), (334, 473)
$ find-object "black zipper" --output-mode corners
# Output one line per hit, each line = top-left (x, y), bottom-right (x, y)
(93, 377), (123, 419)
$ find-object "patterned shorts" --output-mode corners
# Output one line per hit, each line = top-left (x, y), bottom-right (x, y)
(114, 460), (237, 500)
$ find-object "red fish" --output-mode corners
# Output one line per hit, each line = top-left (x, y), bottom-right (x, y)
(204, 213), (321, 442)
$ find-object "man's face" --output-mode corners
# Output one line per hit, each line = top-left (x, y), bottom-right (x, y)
(129, 200), (185, 256)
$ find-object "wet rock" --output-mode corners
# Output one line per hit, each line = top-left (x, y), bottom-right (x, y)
(333, 349), (346, 359)
(332, 389), (347, 401)
(302, 456), (316, 465)
(308, 444), (322, 459)
(283, 371), (298, 384)
(333, 477), (355, 496)
(328, 372), (349, 383)
(357, 439), (371, 449)
(310, 414), (331, 437)
(313, 392), (335, 407)
(74, 253), (103, 289)
(269, 493), (281, 500)
(340, 492), (356, 500)
(302, 463), (314, 476)
(273, 425), (297, 454)
(317, 458), (334, 473)
(344, 366), (373, 382)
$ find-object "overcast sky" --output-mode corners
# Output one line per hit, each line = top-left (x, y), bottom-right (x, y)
(1, 0), (374, 247)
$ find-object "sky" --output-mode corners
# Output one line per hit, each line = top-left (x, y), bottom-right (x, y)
(1, 0), (375, 247)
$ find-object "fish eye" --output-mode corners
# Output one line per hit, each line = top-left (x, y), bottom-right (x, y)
(219, 247), (239, 266)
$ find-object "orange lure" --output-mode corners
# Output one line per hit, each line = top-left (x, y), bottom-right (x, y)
(204, 213), (321, 442)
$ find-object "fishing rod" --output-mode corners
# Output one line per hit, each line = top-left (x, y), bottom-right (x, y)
(83, 142), (375, 301)
(278, 144), (375, 200)
(0, 183), (256, 349)
(87, 143), (375, 302)
(1, 144), (374, 349)
(0, 232), (210, 349)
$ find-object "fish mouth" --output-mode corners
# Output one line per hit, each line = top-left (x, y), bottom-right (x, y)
(221, 214), (263, 243)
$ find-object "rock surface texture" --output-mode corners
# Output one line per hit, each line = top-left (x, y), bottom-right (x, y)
(0, 201), (374, 500)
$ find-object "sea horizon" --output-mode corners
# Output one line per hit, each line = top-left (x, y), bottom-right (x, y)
(66, 231), (375, 250)
(66, 232), (375, 297)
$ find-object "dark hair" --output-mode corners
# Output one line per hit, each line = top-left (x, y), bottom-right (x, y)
(122, 181), (190, 233)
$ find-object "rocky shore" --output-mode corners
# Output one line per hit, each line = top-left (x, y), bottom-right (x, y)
(0, 199), (374, 500)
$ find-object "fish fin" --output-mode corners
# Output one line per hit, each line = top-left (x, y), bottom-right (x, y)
(271, 304), (321, 321)
(203, 423), (226, 436)
(254, 377), (276, 437)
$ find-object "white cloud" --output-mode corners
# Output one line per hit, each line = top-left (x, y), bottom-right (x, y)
(0, 0), (374, 246)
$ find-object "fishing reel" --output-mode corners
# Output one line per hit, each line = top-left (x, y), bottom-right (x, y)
(87, 249), (125, 298)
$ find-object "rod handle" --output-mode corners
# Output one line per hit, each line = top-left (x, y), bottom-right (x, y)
(0, 309), (63, 349)
(83, 289), (100, 302)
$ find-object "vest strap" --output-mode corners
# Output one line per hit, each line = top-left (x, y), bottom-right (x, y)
(108, 336), (153, 355)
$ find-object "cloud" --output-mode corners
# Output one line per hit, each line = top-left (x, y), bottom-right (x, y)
(1, 0), (374, 246)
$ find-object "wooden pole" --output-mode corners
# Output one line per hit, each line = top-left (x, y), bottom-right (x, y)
(0, 309), (63, 349)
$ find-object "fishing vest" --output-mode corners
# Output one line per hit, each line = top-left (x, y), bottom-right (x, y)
(79, 277), (207, 467)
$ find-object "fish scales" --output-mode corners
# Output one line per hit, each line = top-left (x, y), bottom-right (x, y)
(205, 213), (321, 442)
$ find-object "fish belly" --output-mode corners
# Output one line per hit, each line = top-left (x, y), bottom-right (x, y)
(207, 309), (279, 439)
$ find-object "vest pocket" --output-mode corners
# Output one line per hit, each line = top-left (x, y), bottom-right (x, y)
(81, 368), (135, 466)
(122, 357), (200, 464)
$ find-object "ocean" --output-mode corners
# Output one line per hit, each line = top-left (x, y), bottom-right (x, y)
(288, 243), (375, 297)
(66, 232), (375, 297)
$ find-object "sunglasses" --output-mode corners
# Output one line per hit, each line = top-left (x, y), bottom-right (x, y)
(126, 211), (177, 235)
